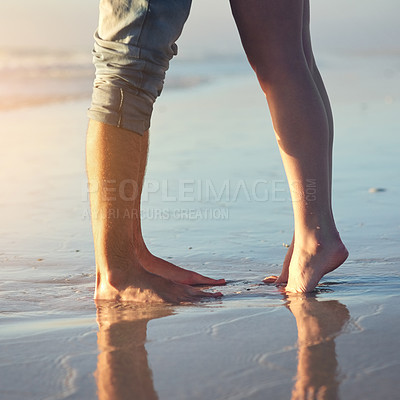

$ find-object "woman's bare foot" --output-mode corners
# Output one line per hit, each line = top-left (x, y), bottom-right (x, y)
(263, 236), (294, 284)
(138, 247), (226, 286)
(285, 234), (348, 293)
(95, 260), (222, 304)
(264, 231), (347, 292)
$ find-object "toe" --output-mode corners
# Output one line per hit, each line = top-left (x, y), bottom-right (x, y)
(193, 288), (223, 299)
(263, 275), (278, 283)
(190, 274), (226, 286)
(205, 278), (226, 286)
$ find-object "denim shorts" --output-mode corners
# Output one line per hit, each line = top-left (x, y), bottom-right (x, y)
(88, 0), (192, 135)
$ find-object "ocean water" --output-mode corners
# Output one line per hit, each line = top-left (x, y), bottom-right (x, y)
(1, 45), (400, 399)
(0, 49), (94, 110)
(0, 47), (253, 111)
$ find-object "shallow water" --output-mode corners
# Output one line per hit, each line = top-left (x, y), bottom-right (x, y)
(1, 54), (400, 399)
(1, 258), (399, 399)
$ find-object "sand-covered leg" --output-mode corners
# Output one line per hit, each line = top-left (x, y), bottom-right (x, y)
(87, 0), (223, 297)
(87, 121), (222, 303)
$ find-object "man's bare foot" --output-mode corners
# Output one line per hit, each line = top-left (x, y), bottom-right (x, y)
(263, 237), (294, 284)
(285, 234), (348, 293)
(95, 261), (223, 304)
(138, 248), (226, 286)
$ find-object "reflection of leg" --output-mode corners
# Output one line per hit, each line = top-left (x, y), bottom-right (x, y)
(230, 0), (348, 292)
(133, 132), (225, 286)
(95, 304), (172, 400)
(286, 296), (350, 400)
(292, 341), (338, 400)
(264, 0), (336, 286)
(87, 121), (222, 303)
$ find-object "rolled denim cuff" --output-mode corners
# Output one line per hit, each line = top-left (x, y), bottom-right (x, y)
(88, 84), (152, 135)
(88, 0), (192, 134)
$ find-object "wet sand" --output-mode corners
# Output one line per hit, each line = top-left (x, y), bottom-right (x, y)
(1, 54), (400, 399)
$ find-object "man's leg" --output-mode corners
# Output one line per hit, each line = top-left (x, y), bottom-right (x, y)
(87, 120), (222, 302)
(230, 0), (348, 292)
(87, 0), (224, 302)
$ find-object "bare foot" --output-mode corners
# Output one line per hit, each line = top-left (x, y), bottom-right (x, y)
(263, 236), (294, 284)
(285, 235), (348, 293)
(95, 261), (223, 304)
(138, 247), (226, 286)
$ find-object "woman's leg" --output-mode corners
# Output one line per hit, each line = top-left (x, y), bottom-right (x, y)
(230, 0), (348, 292)
(264, 0), (335, 285)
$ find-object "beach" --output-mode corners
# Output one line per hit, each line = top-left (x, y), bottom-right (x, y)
(1, 49), (399, 399)
(1, 0), (400, 394)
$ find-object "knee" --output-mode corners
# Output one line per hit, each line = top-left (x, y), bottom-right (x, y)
(248, 49), (309, 90)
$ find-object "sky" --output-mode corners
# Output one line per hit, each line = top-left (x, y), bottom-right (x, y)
(0, 0), (399, 57)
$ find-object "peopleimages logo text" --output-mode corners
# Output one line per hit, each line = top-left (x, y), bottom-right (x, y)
(82, 178), (317, 203)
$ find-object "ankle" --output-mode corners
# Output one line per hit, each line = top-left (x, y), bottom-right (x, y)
(294, 226), (342, 252)
(94, 244), (140, 284)
(103, 268), (131, 289)
(132, 231), (150, 258)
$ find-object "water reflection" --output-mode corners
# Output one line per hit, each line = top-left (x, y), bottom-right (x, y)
(94, 295), (350, 400)
(284, 293), (350, 400)
(95, 302), (173, 400)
